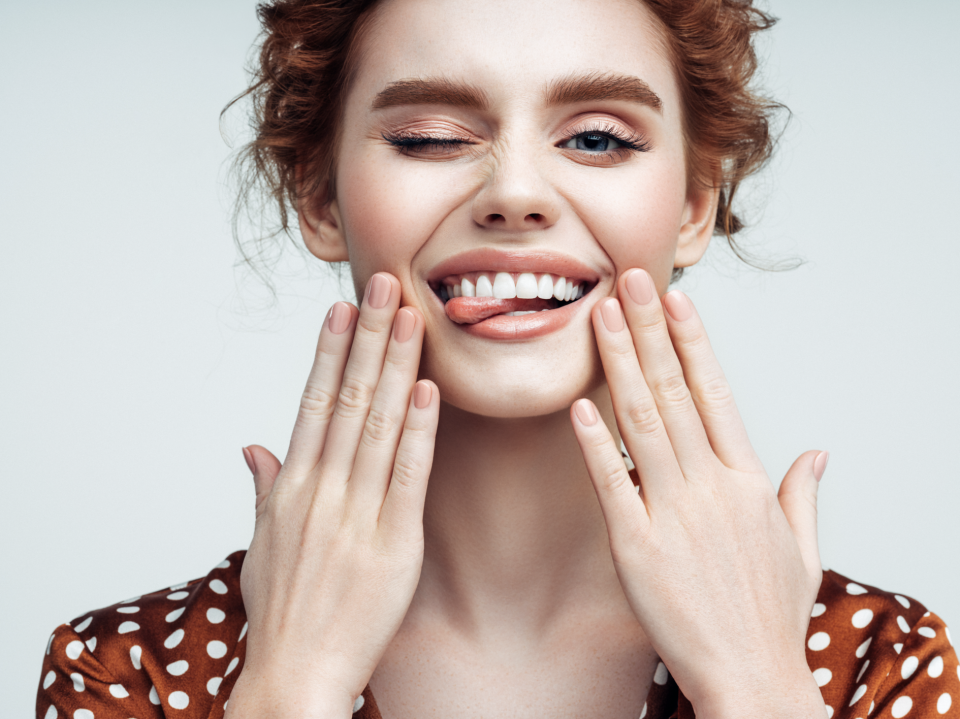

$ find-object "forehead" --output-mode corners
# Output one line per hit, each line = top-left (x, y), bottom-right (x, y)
(351, 0), (679, 112)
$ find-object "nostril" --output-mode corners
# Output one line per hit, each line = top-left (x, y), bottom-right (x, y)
(527, 213), (544, 222)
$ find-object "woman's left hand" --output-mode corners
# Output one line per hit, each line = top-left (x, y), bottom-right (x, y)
(570, 268), (829, 719)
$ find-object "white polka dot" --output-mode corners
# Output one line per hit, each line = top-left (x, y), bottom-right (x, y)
(217, 559), (231, 569)
(894, 643), (903, 654)
(164, 629), (185, 649)
(929, 656), (944, 678)
(812, 603), (827, 618)
(897, 616), (911, 633)
(73, 711), (93, 719)
(892, 696), (913, 718)
(847, 583), (868, 595)
(826, 705), (834, 718)
(947, 627), (953, 646)
(43, 670), (56, 689)
(870, 701), (875, 714)
(116, 606), (139, 614)
(130, 645), (142, 670)
(937, 693), (952, 714)
(167, 660), (189, 676)
(108, 684), (128, 698)
(353, 695), (365, 713)
(919, 627), (937, 638)
(653, 661), (669, 685)
(239, 622), (248, 641)
(957, 665), (960, 682)
(74, 617), (92, 633)
(44, 706), (57, 719)
(85, 637), (96, 653)
(117, 621), (140, 635)
(70, 673), (85, 692)
(166, 608), (185, 623)
(813, 668), (832, 687)
(169, 691), (190, 710)
(857, 660), (870, 682)
(902, 656), (919, 680)
(849, 684), (867, 706)
(207, 677), (223, 696)
(639, 702), (647, 719)
(225, 657), (239, 675)
(856, 637), (873, 658)
(46, 633), (54, 656)
(65, 641), (84, 660)
(207, 640), (228, 659)
(852, 609), (874, 629)
(149, 686), (160, 705)
(210, 579), (228, 595)
(167, 591), (189, 601)
(808, 632), (831, 651)
(170, 582), (188, 591)
(207, 608), (226, 624)
(896, 595), (911, 609)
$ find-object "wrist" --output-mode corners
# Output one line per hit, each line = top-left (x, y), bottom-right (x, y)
(689, 662), (827, 719)
(225, 668), (357, 719)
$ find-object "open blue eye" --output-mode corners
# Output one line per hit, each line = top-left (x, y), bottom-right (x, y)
(564, 133), (621, 152)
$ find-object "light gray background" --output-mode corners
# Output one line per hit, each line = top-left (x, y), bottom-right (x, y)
(3, 1), (958, 712)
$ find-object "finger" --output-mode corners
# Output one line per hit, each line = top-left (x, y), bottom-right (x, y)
(319, 273), (402, 480)
(777, 450), (827, 579)
(349, 307), (426, 508)
(592, 297), (681, 504)
(378, 380), (440, 538)
(283, 301), (359, 476)
(660, 288), (759, 472)
(569, 398), (650, 558)
(243, 445), (282, 520)
(618, 270), (713, 472)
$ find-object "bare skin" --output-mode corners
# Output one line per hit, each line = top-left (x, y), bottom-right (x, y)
(226, 0), (829, 717)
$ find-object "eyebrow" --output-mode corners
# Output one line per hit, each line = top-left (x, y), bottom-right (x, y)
(371, 72), (662, 112)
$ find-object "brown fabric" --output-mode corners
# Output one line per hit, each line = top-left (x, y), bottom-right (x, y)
(36, 551), (960, 718)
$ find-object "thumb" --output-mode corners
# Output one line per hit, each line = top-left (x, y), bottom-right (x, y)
(777, 449), (829, 577)
(242, 445), (282, 519)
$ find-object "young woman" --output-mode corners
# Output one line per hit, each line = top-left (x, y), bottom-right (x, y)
(36, 0), (960, 717)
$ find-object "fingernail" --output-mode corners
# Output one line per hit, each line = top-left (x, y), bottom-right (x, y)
(394, 308), (416, 342)
(663, 291), (693, 322)
(625, 269), (655, 305)
(574, 399), (598, 426)
(242, 446), (256, 475)
(366, 274), (392, 309)
(329, 302), (351, 334)
(414, 381), (432, 409)
(813, 451), (830, 481)
(600, 298), (624, 332)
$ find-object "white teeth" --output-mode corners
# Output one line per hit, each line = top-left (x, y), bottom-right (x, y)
(515, 273), (538, 299)
(475, 274), (494, 297)
(537, 274), (554, 299)
(578, 284), (585, 299)
(554, 276), (566, 301)
(563, 283), (573, 301)
(493, 272), (517, 299)
(505, 310), (537, 316)
(461, 278), (475, 297)
(452, 283), (462, 297)
(571, 284), (580, 300)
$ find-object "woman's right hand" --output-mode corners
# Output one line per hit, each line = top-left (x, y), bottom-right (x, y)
(225, 273), (439, 719)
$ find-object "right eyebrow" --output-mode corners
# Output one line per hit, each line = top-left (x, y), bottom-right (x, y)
(372, 78), (489, 111)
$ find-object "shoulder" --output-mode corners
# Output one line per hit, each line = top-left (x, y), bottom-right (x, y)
(37, 550), (249, 719)
(809, 570), (959, 718)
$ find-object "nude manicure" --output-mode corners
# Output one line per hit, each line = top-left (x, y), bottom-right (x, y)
(367, 274), (392, 309)
(329, 302), (351, 334)
(600, 299), (624, 332)
(814, 451), (830, 481)
(625, 269), (655, 305)
(394, 308), (416, 342)
(414, 381), (432, 409)
(574, 399), (598, 426)
(663, 291), (693, 322)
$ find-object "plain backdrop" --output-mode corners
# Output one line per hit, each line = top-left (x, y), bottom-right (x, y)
(3, 0), (959, 713)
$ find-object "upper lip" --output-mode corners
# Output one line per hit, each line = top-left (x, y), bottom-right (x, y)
(426, 247), (602, 285)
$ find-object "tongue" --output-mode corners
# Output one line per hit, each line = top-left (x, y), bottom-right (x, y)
(445, 297), (555, 324)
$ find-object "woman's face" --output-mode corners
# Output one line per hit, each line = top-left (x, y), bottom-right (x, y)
(312, 0), (717, 417)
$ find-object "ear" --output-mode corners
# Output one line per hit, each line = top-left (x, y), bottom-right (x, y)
(673, 183), (721, 269)
(298, 181), (349, 263)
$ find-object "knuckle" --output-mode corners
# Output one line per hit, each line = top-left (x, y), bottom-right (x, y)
(692, 374), (734, 410)
(362, 406), (401, 447)
(650, 371), (692, 408)
(336, 376), (376, 417)
(626, 400), (663, 437)
(298, 383), (338, 422)
(391, 451), (424, 489)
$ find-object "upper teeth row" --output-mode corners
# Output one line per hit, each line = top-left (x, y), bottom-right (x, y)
(442, 273), (586, 301)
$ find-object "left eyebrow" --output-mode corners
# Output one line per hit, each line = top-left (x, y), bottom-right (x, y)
(545, 72), (663, 112)
(372, 78), (489, 111)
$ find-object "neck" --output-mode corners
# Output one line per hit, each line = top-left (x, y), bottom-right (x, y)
(408, 386), (632, 646)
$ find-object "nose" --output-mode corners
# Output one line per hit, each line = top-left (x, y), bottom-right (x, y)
(470, 151), (561, 232)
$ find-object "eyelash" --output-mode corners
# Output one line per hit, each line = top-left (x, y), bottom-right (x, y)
(382, 123), (651, 159)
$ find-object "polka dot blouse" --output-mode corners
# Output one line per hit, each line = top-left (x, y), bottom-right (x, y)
(36, 551), (960, 719)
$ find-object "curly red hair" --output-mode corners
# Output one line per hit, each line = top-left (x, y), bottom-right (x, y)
(226, 0), (783, 281)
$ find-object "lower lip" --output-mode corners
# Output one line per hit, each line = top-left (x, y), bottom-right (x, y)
(458, 298), (584, 340)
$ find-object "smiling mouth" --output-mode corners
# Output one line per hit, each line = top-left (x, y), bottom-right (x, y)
(431, 271), (594, 324)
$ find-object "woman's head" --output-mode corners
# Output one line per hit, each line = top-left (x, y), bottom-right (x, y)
(231, 0), (780, 417)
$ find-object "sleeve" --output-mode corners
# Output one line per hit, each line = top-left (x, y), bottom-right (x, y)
(36, 621), (162, 719)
